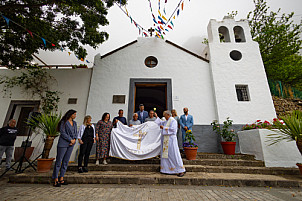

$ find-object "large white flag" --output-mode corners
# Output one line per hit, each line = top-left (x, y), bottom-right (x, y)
(109, 121), (161, 160)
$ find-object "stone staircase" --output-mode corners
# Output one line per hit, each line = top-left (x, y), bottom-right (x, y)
(8, 153), (302, 187)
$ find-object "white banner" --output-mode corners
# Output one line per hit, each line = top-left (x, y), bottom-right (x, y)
(109, 121), (161, 160)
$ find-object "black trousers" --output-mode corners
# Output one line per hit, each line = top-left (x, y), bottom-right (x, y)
(78, 141), (93, 167)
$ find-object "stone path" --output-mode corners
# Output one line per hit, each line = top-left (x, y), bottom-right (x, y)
(0, 183), (301, 201)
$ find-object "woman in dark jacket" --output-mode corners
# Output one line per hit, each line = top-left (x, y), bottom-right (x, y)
(52, 109), (77, 187)
(77, 115), (95, 173)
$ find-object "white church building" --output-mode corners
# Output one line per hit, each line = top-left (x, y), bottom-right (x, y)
(0, 17), (276, 161)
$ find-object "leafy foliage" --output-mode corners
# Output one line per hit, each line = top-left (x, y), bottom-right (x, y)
(27, 113), (61, 138)
(183, 130), (198, 148)
(247, 0), (302, 89)
(0, 0), (126, 69)
(27, 112), (61, 158)
(267, 110), (302, 145)
(0, 67), (60, 113)
(211, 118), (236, 142)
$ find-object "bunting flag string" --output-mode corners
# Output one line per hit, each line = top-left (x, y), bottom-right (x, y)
(162, 0), (188, 31)
(115, 2), (149, 37)
(0, 13), (95, 65)
(147, 0), (190, 39)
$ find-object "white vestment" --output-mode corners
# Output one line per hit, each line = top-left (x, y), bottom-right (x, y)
(155, 117), (186, 174)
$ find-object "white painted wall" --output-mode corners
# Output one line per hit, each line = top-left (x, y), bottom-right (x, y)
(208, 18), (276, 124)
(86, 37), (217, 125)
(238, 129), (302, 167)
(0, 69), (92, 161)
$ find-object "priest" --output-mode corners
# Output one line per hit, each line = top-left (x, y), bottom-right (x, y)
(154, 110), (186, 177)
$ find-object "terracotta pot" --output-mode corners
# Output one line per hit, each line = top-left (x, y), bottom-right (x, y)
(37, 158), (55, 173)
(297, 163), (302, 175)
(14, 147), (35, 162)
(183, 147), (198, 160)
(221, 142), (236, 155)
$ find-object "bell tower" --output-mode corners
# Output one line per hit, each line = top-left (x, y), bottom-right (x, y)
(207, 17), (276, 124)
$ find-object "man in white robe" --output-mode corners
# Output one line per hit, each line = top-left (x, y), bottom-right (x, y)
(154, 110), (186, 177)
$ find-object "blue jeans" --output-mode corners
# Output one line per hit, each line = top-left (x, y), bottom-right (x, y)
(0, 145), (14, 169)
(52, 146), (74, 179)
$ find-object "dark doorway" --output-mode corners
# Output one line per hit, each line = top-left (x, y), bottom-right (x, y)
(16, 107), (34, 136)
(3, 100), (40, 136)
(134, 84), (167, 118)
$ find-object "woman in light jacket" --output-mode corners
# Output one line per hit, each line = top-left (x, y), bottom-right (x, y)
(52, 109), (77, 187)
(77, 115), (95, 173)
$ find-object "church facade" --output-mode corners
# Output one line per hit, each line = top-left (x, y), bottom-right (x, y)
(0, 17), (276, 160)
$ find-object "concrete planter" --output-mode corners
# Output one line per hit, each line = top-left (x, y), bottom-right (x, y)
(238, 129), (302, 167)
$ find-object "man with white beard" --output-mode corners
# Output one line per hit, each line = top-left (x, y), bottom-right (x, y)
(154, 110), (186, 177)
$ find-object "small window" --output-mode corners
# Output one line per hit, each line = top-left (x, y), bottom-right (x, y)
(112, 95), (126, 104)
(230, 50), (242, 61)
(145, 56), (158, 68)
(218, 26), (231, 43)
(236, 85), (250, 101)
(233, 26), (246, 43)
(68, 98), (77, 104)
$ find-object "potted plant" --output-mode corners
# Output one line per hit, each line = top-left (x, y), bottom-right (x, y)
(267, 110), (302, 173)
(27, 113), (61, 173)
(183, 130), (198, 160)
(211, 117), (236, 155)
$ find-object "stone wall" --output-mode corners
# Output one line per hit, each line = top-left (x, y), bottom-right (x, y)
(273, 96), (302, 117)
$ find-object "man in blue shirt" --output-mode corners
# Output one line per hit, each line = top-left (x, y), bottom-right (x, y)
(113, 109), (127, 127)
(179, 107), (194, 146)
(136, 104), (148, 123)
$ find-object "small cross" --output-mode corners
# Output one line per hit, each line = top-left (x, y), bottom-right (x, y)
(133, 130), (148, 150)
(148, 27), (155, 37)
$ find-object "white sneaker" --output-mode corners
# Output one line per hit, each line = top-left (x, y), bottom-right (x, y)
(103, 159), (108, 165)
(95, 160), (99, 166)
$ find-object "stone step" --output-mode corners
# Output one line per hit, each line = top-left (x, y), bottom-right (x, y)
(89, 153), (256, 161)
(182, 153), (255, 160)
(89, 158), (265, 167)
(9, 171), (302, 188)
(67, 164), (299, 175)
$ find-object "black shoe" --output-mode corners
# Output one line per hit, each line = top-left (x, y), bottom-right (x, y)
(177, 172), (185, 177)
(53, 181), (61, 187)
(59, 180), (68, 185)
(83, 167), (88, 172)
(78, 167), (84, 173)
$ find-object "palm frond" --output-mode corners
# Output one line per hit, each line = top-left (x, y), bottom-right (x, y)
(267, 110), (302, 145)
(27, 113), (61, 137)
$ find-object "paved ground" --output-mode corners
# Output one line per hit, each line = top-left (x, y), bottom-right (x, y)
(1, 176), (301, 201)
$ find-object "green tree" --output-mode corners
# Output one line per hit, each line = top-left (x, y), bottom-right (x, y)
(247, 0), (302, 89)
(0, 0), (126, 69)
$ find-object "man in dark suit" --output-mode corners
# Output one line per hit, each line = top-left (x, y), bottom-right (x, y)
(179, 107), (194, 146)
(136, 104), (148, 123)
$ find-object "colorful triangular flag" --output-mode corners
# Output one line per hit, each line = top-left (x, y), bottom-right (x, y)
(41, 37), (46, 47)
(181, 2), (184, 10)
(27, 29), (33, 38)
(2, 15), (10, 27)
